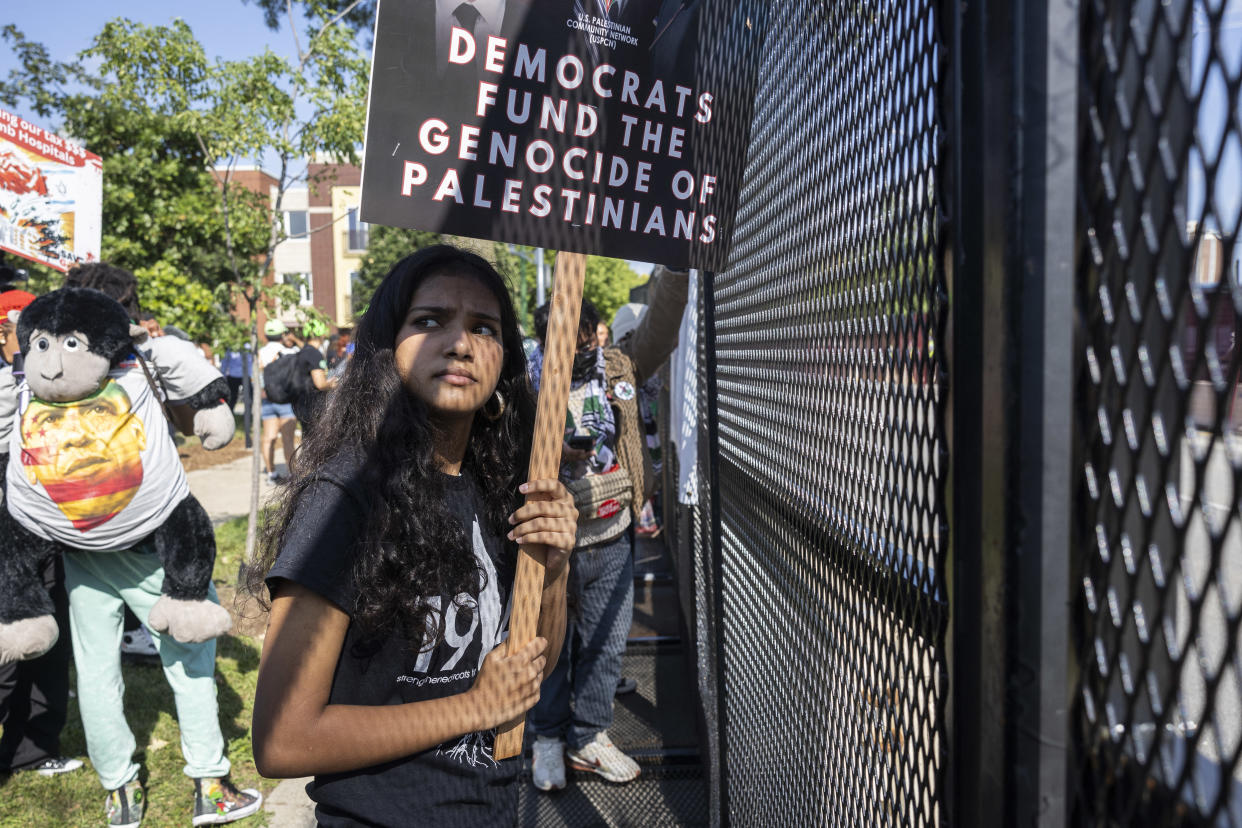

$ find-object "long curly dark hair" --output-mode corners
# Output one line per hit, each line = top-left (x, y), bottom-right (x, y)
(250, 245), (536, 646)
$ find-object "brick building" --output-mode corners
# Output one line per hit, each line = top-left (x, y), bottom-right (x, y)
(219, 159), (365, 329)
(272, 159), (365, 327)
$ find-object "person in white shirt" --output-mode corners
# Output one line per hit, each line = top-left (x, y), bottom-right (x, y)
(259, 321), (299, 483)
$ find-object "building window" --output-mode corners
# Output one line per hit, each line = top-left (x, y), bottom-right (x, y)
(285, 210), (308, 238)
(346, 208), (368, 251)
(281, 273), (313, 306)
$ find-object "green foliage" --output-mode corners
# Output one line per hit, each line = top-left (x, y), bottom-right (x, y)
(484, 248), (644, 338)
(583, 256), (645, 327)
(489, 244), (545, 335)
(135, 262), (220, 344)
(245, 0), (378, 39)
(353, 225), (442, 317)
(0, 23), (272, 333)
(0, 24), (91, 120)
(1, 7), (368, 350)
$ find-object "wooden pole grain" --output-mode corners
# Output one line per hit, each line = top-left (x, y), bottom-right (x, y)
(494, 251), (586, 760)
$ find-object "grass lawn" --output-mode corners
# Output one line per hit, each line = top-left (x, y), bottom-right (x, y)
(0, 516), (275, 827)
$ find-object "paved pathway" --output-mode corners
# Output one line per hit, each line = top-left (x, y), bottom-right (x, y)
(185, 448), (316, 828)
(186, 451), (284, 526)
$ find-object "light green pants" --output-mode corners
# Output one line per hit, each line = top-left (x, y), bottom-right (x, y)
(64, 546), (231, 791)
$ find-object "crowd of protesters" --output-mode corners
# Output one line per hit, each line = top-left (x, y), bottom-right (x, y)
(0, 257), (351, 827)
(0, 246), (683, 827)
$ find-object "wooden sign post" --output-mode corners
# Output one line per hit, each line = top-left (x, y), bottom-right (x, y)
(494, 251), (587, 760)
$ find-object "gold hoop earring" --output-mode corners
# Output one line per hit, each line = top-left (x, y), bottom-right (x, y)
(484, 389), (506, 422)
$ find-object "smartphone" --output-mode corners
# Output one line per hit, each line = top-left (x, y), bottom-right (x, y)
(567, 435), (594, 451)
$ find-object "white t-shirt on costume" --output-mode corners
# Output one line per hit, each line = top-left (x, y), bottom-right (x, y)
(6, 357), (189, 551)
(140, 334), (223, 403)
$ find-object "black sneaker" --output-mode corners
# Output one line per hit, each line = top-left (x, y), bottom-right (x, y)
(105, 780), (144, 828)
(192, 777), (263, 826)
(32, 756), (84, 776)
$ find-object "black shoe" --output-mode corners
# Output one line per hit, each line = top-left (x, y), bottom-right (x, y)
(30, 756), (83, 776)
(615, 676), (637, 695)
(192, 776), (263, 825)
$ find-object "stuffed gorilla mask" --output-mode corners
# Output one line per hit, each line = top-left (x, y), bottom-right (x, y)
(62, 262), (234, 450)
(18, 287), (132, 402)
(0, 288), (230, 663)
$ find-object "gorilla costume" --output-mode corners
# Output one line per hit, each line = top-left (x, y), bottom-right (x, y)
(0, 288), (232, 663)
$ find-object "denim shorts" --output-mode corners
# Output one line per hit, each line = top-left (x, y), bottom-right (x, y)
(261, 400), (295, 420)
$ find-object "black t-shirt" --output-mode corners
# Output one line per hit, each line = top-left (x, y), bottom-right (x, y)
(293, 343), (326, 377)
(266, 455), (518, 828)
(291, 345), (326, 424)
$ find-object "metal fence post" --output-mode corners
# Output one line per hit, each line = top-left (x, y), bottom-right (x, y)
(701, 268), (729, 826)
(1012, 0), (1077, 821)
(950, 0), (1077, 823)
(948, 0), (1010, 821)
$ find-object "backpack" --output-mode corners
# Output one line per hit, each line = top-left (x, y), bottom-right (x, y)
(263, 352), (304, 405)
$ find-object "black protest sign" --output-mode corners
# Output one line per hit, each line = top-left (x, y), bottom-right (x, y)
(360, 0), (745, 269)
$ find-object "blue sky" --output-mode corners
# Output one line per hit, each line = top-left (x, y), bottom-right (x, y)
(2, 1), (300, 126)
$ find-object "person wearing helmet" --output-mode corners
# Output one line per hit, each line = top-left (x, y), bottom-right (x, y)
(288, 319), (338, 439)
(259, 320), (300, 483)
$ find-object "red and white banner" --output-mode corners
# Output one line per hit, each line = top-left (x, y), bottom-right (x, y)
(0, 108), (102, 273)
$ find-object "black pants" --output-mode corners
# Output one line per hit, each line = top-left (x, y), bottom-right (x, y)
(0, 554), (71, 772)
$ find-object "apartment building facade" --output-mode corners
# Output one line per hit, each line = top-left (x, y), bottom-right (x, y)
(224, 160), (365, 329)
(273, 159), (365, 327)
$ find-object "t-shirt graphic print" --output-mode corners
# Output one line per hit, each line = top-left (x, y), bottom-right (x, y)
(397, 518), (512, 766)
(6, 360), (189, 549)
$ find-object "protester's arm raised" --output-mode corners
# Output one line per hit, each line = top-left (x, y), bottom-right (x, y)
(623, 265), (691, 384)
(252, 585), (547, 778)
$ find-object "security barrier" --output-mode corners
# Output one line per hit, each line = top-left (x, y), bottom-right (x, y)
(666, 0), (1242, 825)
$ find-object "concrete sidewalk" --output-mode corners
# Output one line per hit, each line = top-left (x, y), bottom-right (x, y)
(185, 448), (316, 827)
(186, 450), (284, 526)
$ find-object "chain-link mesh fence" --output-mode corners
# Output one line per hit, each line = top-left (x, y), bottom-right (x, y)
(668, 1), (952, 824)
(1073, 0), (1242, 824)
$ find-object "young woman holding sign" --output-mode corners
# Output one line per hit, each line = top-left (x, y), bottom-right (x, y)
(249, 245), (576, 826)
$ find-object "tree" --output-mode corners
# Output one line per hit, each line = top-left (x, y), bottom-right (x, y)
(583, 256), (645, 328)
(79, 6), (369, 560)
(354, 225), (442, 316)
(488, 244), (550, 336)
(246, 0), (377, 39)
(0, 25), (271, 335)
(136, 261), (222, 343)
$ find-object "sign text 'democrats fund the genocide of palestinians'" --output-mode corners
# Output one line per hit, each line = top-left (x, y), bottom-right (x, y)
(360, 0), (746, 269)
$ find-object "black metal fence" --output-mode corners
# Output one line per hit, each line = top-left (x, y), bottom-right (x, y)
(1074, 0), (1242, 824)
(672, 0), (951, 824)
(664, 0), (1242, 824)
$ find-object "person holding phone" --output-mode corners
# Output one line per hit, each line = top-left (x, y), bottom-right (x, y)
(528, 265), (688, 792)
(566, 434), (595, 452)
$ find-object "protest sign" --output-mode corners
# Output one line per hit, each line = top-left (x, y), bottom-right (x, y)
(360, 0), (743, 269)
(0, 108), (102, 273)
